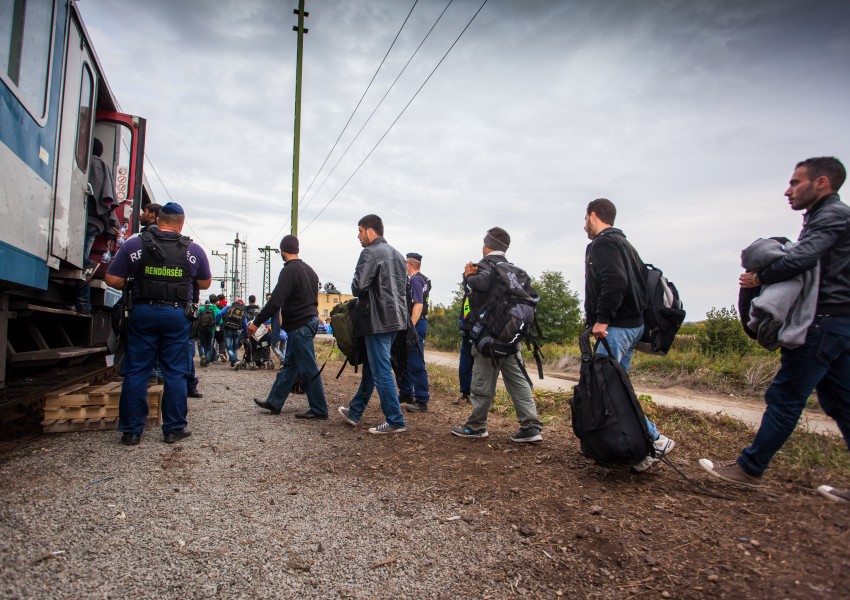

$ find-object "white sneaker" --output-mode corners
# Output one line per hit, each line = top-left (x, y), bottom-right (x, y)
(338, 406), (359, 426)
(632, 434), (676, 472)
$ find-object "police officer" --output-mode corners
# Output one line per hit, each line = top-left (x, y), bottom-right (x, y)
(399, 252), (431, 412)
(105, 202), (212, 445)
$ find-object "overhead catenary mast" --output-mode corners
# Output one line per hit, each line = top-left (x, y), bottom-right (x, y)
(290, 0), (308, 235)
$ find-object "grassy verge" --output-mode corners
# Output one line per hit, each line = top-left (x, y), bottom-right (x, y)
(426, 362), (850, 485)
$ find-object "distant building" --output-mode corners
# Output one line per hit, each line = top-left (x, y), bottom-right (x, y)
(317, 291), (351, 320)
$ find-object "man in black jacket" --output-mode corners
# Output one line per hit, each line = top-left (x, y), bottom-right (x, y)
(584, 199), (674, 471)
(700, 157), (850, 504)
(251, 235), (328, 419)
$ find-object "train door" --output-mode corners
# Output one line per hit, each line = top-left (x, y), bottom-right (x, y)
(51, 11), (94, 269)
(93, 113), (147, 237)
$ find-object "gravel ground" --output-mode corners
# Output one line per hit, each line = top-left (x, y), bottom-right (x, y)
(0, 360), (545, 599)
(2, 352), (849, 599)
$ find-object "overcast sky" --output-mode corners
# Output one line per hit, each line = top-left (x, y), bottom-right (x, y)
(77, 0), (850, 320)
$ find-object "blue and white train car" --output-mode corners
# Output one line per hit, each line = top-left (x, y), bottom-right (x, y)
(1, 0), (152, 389)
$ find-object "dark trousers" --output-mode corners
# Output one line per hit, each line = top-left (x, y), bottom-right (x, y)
(265, 317), (328, 415)
(118, 304), (192, 436)
(739, 315), (850, 477)
(459, 331), (474, 395)
(399, 319), (430, 402)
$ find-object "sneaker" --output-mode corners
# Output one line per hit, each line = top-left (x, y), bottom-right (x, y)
(698, 459), (763, 489)
(404, 402), (428, 413)
(452, 394), (470, 405)
(200, 357), (207, 367)
(632, 435), (676, 472)
(338, 406), (359, 426)
(368, 422), (406, 434)
(510, 427), (543, 443)
(187, 388), (203, 399)
(451, 425), (489, 438)
(399, 393), (414, 404)
(817, 485), (850, 504)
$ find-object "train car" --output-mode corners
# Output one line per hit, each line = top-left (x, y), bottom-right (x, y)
(0, 0), (153, 391)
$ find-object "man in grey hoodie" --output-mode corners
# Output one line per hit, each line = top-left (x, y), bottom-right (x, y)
(700, 157), (850, 505)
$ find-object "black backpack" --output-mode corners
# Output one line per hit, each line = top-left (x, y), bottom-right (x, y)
(466, 261), (544, 379)
(330, 298), (366, 376)
(197, 307), (215, 331)
(570, 328), (654, 467)
(636, 264), (686, 355)
(224, 302), (246, 330)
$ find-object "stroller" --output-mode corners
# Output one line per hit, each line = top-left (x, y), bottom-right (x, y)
(239, 328), (276, 370)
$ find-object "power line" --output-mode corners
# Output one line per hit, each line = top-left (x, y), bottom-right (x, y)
(143, 154), (213, 252)
(300, 0), (489, 234)
(267, 0), (421, 246)
(297, 0), (454, 218)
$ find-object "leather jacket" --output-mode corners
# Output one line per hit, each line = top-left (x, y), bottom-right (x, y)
(351, 237), (408, 335)
(760, 194), (850, 314)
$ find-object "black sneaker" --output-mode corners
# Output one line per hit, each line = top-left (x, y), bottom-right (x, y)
(399, 393), (414, 404)
(451, 425), (489, 438)
(254, 398), (281, 415)
(510, 427), (543, 443)
(163, 429), (192, 444)
(405, 402), (428, 413)
(121, 433), (141, 446)
(188, 388), (203, 398)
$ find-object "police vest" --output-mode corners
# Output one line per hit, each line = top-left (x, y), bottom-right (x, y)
(133, 229), (192, 303)
(407, 272), (431, 318)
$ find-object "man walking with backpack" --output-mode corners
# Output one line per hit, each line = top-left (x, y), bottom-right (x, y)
(700, 157), (850, 503)
(451, 227), (544, 443)
(196, 295), (219, 367)
(399, 252), (431, 413)
(584, 198), (674, 470)
(338, 215), (409, 434)
(217, 299), (247, 367)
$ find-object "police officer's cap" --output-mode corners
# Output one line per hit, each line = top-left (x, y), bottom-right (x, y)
(160, 202), (184, 215)
(406, 252), (422, 262)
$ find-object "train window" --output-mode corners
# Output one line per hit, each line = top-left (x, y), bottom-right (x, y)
(74, 64), (93, 170)
(0, 0), (55, 119)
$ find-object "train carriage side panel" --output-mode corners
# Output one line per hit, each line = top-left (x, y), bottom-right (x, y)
(0, 0), (68, 289)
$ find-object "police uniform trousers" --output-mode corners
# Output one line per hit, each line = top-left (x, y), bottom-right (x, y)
(118, 303), (192, 436)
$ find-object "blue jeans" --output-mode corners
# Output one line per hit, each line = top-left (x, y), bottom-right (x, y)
(459, 330), (474, 395)
(594, 324), (660, 440)
(265, 317), (327, 415)
(399, 319), (430, 403)
(739, 315), (850, 477)
(347, 332), (405, 428)
(223, 328), (241, 363)
(118, 304), (192, 436)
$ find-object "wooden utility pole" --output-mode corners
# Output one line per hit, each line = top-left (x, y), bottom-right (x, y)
(291, 0), (308, 235)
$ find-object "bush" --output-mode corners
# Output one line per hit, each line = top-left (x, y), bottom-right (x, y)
(697, 306), (752, 356)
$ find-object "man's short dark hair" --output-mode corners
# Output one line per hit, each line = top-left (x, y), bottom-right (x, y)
(145, 202), (162, 216)
(248, 295), (256, 303)
(796, 157), (846, 192)
(158, 212), (184, 226)
(587, 198), (617, 225)
(358, 214), (384, 236)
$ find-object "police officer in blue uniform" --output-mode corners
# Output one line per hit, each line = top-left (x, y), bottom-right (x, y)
(399, 252), (431, 412)
(105, 203), (212, 445)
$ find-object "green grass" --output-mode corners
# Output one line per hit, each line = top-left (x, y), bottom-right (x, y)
(425, 362), (850, 482)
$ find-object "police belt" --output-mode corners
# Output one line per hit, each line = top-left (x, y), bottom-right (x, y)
(136, 299), (188, 308)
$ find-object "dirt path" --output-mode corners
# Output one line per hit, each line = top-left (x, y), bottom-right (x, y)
(1, 357), (848, 598)
(425, 350), (841, 436)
